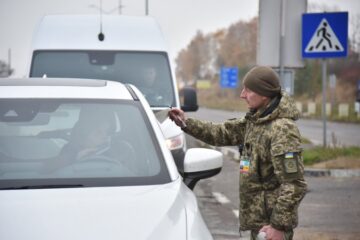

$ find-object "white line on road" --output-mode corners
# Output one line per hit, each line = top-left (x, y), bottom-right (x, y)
(212, 192), (231, 204)
(232, 209), (239, 218)
(212, 192), (240, 219)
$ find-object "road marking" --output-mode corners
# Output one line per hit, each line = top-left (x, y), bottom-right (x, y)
(233, 209), (239, 218)
(212, 192), (240, 220)
(212, 192), (230, 204)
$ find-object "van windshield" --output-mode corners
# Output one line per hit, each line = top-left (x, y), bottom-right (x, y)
(30, 51), (175, 108)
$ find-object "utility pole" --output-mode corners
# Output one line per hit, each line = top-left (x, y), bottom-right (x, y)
(279, 0), (285, 87)
(322, 59), (327, 147)
(118, 0), (125, 14)
(8, 48), (11, 76)
(145, 0), (149, 15)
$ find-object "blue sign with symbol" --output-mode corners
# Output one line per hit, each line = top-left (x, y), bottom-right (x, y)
(220, 67), (238, 88)
(302, 12), (348, 58)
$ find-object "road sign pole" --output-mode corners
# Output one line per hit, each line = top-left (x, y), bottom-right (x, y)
(322, 59), (327, 147)
(279, 0), (286, 87)
(302, 12), (348, 147)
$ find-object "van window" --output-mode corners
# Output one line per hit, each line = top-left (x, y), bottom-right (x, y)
(30, 51), (175, 108)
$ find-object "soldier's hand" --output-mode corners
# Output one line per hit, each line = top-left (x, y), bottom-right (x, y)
(168, 108), (186, 128)
(259, 225), (284, 240)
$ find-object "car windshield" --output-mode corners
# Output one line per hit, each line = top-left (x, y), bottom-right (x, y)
(0, 99), (170, 189)
(30, 51), (175, 108)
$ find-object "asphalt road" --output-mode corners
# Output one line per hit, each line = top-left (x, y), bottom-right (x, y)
(187, 107), (360, 147)
(192, 144), (360, 240)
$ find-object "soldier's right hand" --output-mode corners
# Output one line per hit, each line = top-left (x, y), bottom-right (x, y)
(168, 108), (186, 128)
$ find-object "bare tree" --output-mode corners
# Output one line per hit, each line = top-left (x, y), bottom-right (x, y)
(350, 13), (360, 56)
(0, 60), (13, 77)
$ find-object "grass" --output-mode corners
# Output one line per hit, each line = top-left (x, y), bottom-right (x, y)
(302, 146), (360, 166)
(197, 89), (248, 112)
(301, 137), (312, 144)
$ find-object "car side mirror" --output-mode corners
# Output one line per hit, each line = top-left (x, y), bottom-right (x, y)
(183, 148), (223, 190)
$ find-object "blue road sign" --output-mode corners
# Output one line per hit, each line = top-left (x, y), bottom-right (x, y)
(302, 12), (348, 58)
(220, 67), (238, 88)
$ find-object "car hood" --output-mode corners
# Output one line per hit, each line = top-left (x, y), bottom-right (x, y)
(0, 179), (188, 240)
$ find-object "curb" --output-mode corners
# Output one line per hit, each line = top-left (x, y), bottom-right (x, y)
(195, 140), (360, 178)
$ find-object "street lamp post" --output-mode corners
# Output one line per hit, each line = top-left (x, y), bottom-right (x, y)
(145, 0), (149, 15)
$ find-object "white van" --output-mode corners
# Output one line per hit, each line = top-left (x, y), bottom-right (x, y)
(28, 15), (198, 173)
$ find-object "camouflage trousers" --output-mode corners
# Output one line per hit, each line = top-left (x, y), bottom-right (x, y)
(250, 229), (293, 240)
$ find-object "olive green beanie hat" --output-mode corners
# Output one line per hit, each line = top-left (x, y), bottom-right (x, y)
(243, 66), (281, 97)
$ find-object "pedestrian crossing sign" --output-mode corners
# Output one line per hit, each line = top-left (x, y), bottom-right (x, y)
(302, 12), (348, 58)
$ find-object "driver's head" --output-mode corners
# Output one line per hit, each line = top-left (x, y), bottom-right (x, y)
(142, 66), (157, 87)
(83, 121), (112, 148)
(71, 107), (116, 149)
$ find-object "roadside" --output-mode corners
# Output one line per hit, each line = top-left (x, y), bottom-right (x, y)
(189, 135), (360, 240)
(186, 108), (360, 240)
(194, 140), (360, 178)
(305, 157), (360, 177)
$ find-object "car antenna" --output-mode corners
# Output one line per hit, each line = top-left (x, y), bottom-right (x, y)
(97, 0), (105, 41)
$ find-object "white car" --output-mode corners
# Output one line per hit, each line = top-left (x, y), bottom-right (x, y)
(28, 15), (200, 174)
(0, 78), (223, 240)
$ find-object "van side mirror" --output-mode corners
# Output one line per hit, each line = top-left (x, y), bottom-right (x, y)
(180, 87), (198, 112)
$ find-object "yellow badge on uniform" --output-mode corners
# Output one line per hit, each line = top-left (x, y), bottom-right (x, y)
(284, 152), (298, 173)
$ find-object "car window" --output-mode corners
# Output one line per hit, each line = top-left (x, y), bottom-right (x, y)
(30, 50), (175, 108)
(0, 99), (170, 189)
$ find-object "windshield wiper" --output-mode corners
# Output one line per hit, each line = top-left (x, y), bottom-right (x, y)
(0, 184), (84, 190)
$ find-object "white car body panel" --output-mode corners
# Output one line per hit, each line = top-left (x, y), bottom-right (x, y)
(0, 178), (210, 240)
(0, 80), (132, 100)
(130, 85), (180, 180)
(0, 78), (217, 240)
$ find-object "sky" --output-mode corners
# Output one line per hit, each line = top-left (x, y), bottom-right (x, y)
(0, 0), (359, 77)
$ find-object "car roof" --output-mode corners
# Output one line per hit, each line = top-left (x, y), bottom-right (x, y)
(0, 78), (135, 100)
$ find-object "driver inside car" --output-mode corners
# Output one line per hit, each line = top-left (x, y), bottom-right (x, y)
(41, 107), (129, 173)
(65, 115), (114, 161)
(140, 66), (161, 101)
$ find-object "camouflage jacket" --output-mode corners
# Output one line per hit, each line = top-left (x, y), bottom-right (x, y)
(184, 91), (307, 231)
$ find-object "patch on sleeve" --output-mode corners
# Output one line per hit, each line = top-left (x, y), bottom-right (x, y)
(283, 152), (298, 173)
(239, 157), (250, 174)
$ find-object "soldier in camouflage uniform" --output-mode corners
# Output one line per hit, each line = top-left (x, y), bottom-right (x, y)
(169, 66), (307, 240)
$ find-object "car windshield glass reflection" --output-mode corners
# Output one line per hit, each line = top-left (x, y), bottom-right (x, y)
(30, 51), (175, 108)
(0, 99), (170, 188)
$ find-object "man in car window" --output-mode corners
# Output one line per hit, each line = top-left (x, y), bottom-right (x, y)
(68, 120), (113, 160)
(139, 66), (165, 104)
(42, 108), (118, 172)
(58, 107), (115, 160)
(168, 66), (307, 240)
